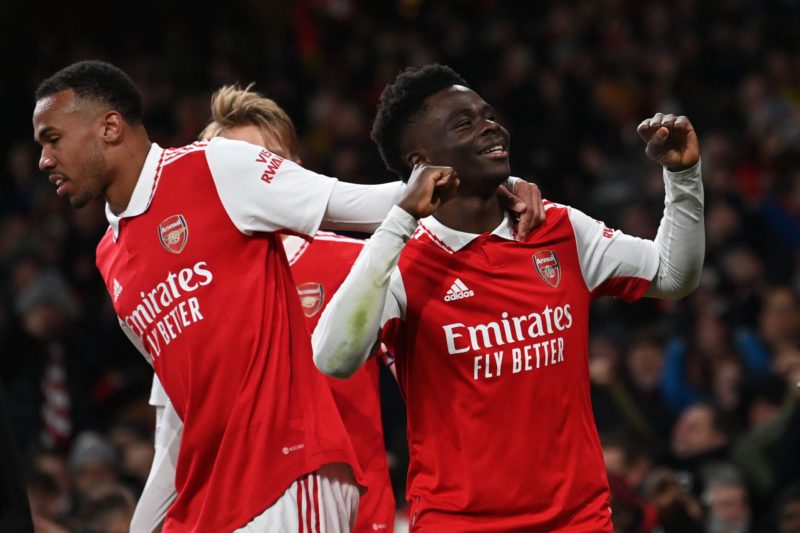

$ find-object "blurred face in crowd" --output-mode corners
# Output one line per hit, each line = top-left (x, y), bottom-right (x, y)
(626, 342), (664, 391)
(588, 336), (620, 385)
(603, 444), (627, 478)
(408, 85), (510, 193)
(671, 404), (727, 460)
(774, 343), (800, 384)
(781, 498), (800, 533)
(706, 483), (751, 533)
(23, 303), (70, 341)
(711, 358), (742, 410)
(33, 90), (111, 208)
(760, 287), (800, 346)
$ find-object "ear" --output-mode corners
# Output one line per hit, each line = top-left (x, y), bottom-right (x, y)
(406, 151), (430, 167)
(100, 111), (124, 143)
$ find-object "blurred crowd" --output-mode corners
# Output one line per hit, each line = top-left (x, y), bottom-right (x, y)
(2, 0), (800, 531)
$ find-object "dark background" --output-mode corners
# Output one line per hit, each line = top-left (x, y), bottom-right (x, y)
(2, 1), (800, 531)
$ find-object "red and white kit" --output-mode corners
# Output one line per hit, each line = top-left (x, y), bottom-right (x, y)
(314, 165), (704, 531)
(97, 138), (403, 532)
(285, 232), (396, 533)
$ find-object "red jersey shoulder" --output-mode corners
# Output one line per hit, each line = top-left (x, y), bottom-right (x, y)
(161, 142), (209, 166)
(515, 199), (571, 244)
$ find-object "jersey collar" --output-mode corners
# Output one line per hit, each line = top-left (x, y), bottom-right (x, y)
(418, 212), (516, 253)
(105, 143), (165, 240)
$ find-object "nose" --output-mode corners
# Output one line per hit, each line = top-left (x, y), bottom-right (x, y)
(480, 118), (501, 136)
(39, 150), (55, 171)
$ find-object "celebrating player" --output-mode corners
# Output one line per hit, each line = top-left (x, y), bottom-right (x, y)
(131, 85), (397, 533)
(32, 60), (541, 532)
(313, 64), (705, 531)
(32, 60), (414, 532)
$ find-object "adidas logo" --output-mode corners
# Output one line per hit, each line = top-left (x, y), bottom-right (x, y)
(112, 278), (123, 303)
(444, 278), (474, 302)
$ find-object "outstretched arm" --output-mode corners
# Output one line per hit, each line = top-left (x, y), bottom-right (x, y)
(321, 180), (405, 233)
(313, 165), (458, 377)
(637, 114), (704, 299)
(207, 137), (540, 237)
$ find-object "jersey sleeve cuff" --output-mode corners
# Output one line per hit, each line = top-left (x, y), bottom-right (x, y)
(664, 159), (701, 182)
(385, 205), (419, 240)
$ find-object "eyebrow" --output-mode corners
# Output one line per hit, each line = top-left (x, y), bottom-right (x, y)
(34, 126), (55, 144)
(446, 102), (495, 123)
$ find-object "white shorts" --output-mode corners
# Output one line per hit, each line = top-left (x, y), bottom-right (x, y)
(234, 463), (360, 533)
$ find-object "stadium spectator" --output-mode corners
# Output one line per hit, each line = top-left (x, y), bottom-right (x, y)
(701, 462), (752, 533)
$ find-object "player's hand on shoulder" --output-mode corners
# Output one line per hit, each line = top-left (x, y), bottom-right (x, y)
(398, 163), (459, 219)
(497, 179), (545, 240)
(637, 113), (700, 172)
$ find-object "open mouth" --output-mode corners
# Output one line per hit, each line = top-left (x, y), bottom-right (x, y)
(50, 174), (69, 196)
(479, 144), (508, 158)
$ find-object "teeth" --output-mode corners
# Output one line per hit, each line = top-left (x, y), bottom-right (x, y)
(482, 145), (503, 154)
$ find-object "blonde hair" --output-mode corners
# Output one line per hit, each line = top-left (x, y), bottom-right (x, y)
(199, 83), (298, 159)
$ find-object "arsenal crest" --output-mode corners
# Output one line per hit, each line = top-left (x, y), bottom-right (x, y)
(533, 250), (561, 288)
(297, 282), (324, 317)
(158, 215), (188, 254)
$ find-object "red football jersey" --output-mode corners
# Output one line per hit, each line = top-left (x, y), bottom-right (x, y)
(96, 140), (362, 532)
(285, 232), (395, 533)
(379, 203), (658, 532)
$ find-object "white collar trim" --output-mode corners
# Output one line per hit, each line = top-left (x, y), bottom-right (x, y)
(417, 212), (516, 253)
(105, 143), (165, 240)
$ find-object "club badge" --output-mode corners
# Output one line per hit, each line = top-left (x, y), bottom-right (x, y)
(297, 282), (324, 317)
(533, 250), (561, 288)
(158, 215), (188, 254)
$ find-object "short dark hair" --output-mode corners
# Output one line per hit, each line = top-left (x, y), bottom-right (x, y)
(370, 64), (467, 179)
(35, 60), (143, 125)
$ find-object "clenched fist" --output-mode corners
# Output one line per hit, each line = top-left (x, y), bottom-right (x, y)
(637, 113), (700, 171)
(398, 164), (460, 219)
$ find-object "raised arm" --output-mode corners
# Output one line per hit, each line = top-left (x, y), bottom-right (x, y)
(321, 180), (405, 233)
(637, 114), (704, 299)
(645, 161), (704, 299)
(312, 164), (458, 377)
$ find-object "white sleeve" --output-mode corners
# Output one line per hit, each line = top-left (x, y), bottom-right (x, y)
(206, 137), (337, 237)
(312, 206), (414, 378)
(206, 137), (406, 236)
(644, 162), (705, 299)
(322, 181), (406, 232)
(568, 161), (703, 301)
(568, 206), (659, 301)
(148, 375), (169, 407)
(130, 396), (182, 533)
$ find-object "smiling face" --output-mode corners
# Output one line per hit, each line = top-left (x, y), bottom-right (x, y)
(405, 85), (510, 193)
(33, 89), (110, 208)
